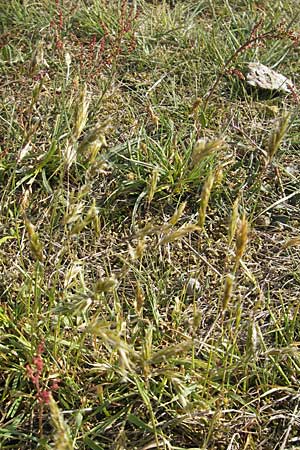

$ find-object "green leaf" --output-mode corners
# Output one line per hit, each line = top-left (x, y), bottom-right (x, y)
(127, 413), (154, 432)
(0, 235), (16, 246)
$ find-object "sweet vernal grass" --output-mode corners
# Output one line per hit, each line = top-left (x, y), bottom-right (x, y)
(1, 0), (300, 449)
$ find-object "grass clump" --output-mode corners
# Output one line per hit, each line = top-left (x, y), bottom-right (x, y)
(1, 1), (300, 449)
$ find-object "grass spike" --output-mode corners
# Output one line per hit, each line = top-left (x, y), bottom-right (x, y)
(24, 217), (44, 262)
(266, 112), (290, 164)
(49, 395), (73, 450)
(234, 212), (248, 272)
(197, 171), (215, 228)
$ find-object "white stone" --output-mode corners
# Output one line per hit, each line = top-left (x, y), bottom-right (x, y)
(246, 62), (294, 93)
(186, 278), (201, 295)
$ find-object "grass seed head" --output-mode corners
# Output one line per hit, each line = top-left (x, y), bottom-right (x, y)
(135, 281), (144, 316)
(129, 237), (146, 261)
(169, 201), (186, 226)
(191, 138), (226, 169)
(64, 262), (84, 289)
(24, 217), (44, 262)
(70, 201), (99, 235)
(235, 298), (243, 328)
(20, 188), (31, 213)
(214, 166), (224, 188)
(63, 200), (85, 225)
(147, 104), (159, 128)
(78, 121), (109, 161)
(234, 212), (248, 271)
(143, 325), (153, 361)
(94, 276), (118, 293)
(147, 168), (159, 205)
(160, 223), (201, 244)
(73, 84), (90, 141)
(49, 395), (73, 450)
(190, 97), (202, 118)
(88, 323), (135, 374)
(149, 340), (192, 365)
(62, 142), (77, 169)
(28, 41), (46, 75)
(267, 112), (290, 164)
(246, 321), (259, 357)
(197, 171), (215, 228)
(222, 274), (235, 311)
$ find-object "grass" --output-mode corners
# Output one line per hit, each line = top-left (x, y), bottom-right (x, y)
(1, 0), (300, 449)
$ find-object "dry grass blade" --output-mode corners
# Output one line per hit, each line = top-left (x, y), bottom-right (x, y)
(283, 236), (300, 248)
(228, 196), (239, 245)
